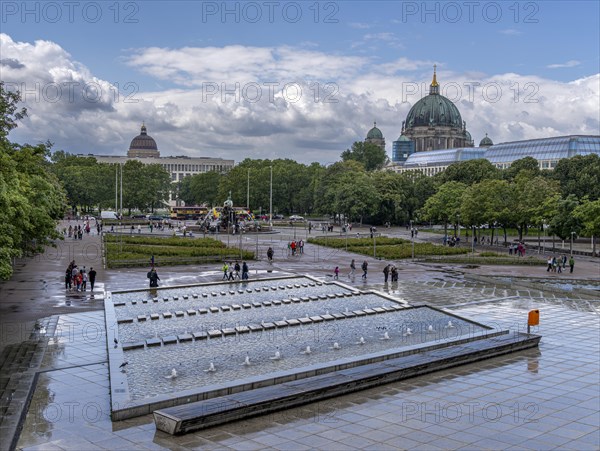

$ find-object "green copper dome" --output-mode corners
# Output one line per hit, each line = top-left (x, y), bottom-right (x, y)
(479, 134), (493, 147)
(405, 93), (463, 128)
(366, 122), (383, 139)
(405, 67), (463, 129)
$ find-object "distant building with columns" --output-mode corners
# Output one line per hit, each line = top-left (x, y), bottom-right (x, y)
(80, 124), (234, 205)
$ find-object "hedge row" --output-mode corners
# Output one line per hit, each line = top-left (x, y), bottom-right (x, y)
(307, 237), (409, 248)
(104, 235), (226, 248)
(106, 243), (245, 257)
(309, 236), (469, 259)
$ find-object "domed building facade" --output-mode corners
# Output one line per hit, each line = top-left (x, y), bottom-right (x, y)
(127, 123), (160, 158)
(399, 66), (473, 152)
(365, 122), (385, 151)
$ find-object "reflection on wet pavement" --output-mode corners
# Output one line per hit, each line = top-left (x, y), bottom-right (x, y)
(15, 278), (600, 451)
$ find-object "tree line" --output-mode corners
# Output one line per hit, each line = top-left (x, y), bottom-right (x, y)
(1, 83), (599, 279)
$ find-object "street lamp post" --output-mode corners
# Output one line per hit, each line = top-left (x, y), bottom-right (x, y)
(472, 226), (475, 254)
(542, 221), (546, 255)
(570, 231), (575, 255)
(410, 220), (415, 260)
(373, 230), (377, 258)
(269, 165), (273, 229)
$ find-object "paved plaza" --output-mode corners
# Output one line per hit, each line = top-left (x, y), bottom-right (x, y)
(1, 224), (598, 450)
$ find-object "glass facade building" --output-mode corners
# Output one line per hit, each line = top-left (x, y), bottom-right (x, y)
(391, 135), (600, 175)
(485, 135), (600, 169)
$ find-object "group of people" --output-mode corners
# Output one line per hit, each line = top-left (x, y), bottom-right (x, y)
(221, 261), (250, 280)
(65, 261), (96, 291)
(547, 255), (575, 273)
(147, 267), (160, 287)
(287, 240), (304, 256)
(508, 242), (527, 256)
(383, 263), (399, 282)
(345, 259), (369, 279)
(443, 235), (461, 247)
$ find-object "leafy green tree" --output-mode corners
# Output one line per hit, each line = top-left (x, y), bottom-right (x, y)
(552, 154), (600, 201)
(503, 157), (540, 181)
(511, 175), (560, 240)
(548, 195), (582, 241)
(143, 164), (173, 212)
(179, 171), (222, 206)
(50, 152), (115, 212)
(436, 159), (500, 186)
(0, 85), (67, 279)
(341, 141), (387, 171)
(0, 81), (27, 141)
(331, 171), (380, 224)
(421, 181), (466, 236)
(573, 198), (600, 256)
(460, 179), (512, 244)
(371, 171), (405, 224)
(313, 160), (364, 218)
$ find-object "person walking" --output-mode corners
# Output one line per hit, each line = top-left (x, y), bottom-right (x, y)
(242, 261), (249, 280)
(361, 260), (368, 279)
(222, 262), (229, 280)
(348, 259), (356, 278)
(65, 267), (72, 290)
(81, 269), (88, 291)
(88, 267), (97, 291)
(333, 266), (339, 279)
(569, 255), (575, 273)
(267, 247), (274, 263)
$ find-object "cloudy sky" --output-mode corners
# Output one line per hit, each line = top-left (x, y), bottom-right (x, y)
(1, 1), (599, 164)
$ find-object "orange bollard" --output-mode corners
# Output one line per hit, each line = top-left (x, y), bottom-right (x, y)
(527, 309), (539, 333)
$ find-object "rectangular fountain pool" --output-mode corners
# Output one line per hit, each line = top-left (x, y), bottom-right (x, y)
(105, 275), (497, 420)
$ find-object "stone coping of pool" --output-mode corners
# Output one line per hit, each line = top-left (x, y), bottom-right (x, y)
(106, 283), (496, 420)
(153, 331), (541, 435)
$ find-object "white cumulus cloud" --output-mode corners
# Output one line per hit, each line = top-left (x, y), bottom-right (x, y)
(2, 34), (599, 164)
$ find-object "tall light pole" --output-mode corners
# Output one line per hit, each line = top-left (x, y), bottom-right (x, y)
(410, 219), (414, 260)
(542, 221), (546, 255)
(471, 226), (475, 254)
(119, 163), (123, 219)
(247, 168), (250, 210)
(570, 231), (575, 255)
(115, 164), (118, 213)
(269, 165), (273, 228)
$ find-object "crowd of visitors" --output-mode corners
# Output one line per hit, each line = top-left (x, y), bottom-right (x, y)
(547, 255), (575, 273)
(287, 240), (304, 256)
(221, 261), (250, 281)
(64, 260), (96, 292)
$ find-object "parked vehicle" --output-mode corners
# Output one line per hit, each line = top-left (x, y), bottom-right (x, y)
(289, 215), (304, 221)
(100, 211), (120, 220)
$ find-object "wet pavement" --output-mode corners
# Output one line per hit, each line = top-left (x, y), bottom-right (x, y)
(1, 222), (599, 450)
